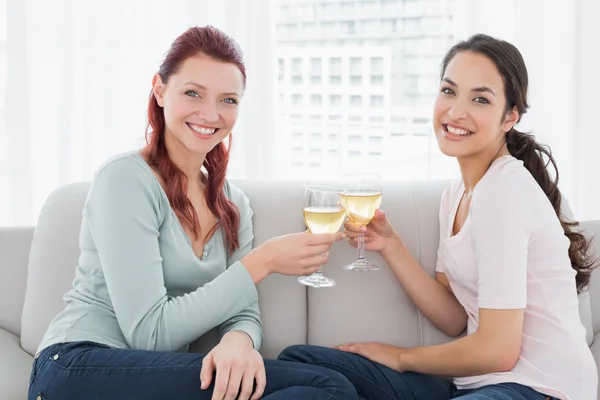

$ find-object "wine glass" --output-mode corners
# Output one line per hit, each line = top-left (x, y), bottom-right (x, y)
(341, 173), (382, 271)
(297, 185), (347, 288)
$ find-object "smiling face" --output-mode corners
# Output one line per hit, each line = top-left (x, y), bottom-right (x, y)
(433, 51), (519, 160)
(152, 53), (244, 159)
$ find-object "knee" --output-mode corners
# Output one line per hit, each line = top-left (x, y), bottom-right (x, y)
(321, 368), (357, 399)
(278, 344), (319, 363)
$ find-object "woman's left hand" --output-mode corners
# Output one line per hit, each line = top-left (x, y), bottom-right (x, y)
(335, 342), (405, 372)
(200, 331), (266, 400)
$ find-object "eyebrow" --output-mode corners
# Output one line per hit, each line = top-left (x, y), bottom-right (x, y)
(183, 82), (241, 97)
(442, 77), (496, 96)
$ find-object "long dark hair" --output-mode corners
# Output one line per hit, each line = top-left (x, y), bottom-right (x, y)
(441, 34), (596, 292)
(144, 26), (246, 255)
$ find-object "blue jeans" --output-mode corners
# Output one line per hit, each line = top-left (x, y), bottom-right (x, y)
(29, 341), (358, 399)
(278, 345), (556, 400)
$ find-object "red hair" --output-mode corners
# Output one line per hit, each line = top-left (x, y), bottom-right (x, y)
(144, 26), (246, 255)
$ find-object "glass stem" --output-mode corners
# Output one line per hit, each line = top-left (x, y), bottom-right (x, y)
(357, 231), (365, 261)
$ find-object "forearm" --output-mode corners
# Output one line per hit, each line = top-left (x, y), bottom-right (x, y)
(219, 302), (263, 350)
(116, 262), (259, 352)
(402, 333), (515, 376)
(240, 247), (271, 284)
(382, 235), (467, 336)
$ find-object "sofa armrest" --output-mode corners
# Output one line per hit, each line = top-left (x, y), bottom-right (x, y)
(581, 221), (600, 335)
(0, 227), (34, 336)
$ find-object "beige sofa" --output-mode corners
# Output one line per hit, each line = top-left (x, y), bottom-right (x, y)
(1, 180), (599, 399)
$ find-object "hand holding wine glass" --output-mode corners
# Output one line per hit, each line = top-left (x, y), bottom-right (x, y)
(297, 185), (347, 288)
(341, 173), (382, 271)
(343, 209), (396, 253)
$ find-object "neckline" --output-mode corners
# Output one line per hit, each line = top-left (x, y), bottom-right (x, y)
(447, 155), (515, 240)
(130, 151), (219, 259)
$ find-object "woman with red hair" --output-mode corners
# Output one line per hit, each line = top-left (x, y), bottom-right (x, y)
(29, 26), (356, 400)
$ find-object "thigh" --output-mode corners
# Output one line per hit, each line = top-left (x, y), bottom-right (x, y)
(30, 341), (356, 400)
(30, 341), (210, 400)
(279, 344), (455, 400)
(453, 383), (553, 400)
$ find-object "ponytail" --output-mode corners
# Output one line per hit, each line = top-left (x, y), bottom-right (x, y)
(506, 129), (596, 292)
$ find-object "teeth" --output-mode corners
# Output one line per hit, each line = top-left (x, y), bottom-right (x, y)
(189, 124), (216, 135)
(446, 125), (472, 136)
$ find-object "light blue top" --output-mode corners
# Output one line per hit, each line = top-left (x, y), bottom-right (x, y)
(37, 151), (262, 354)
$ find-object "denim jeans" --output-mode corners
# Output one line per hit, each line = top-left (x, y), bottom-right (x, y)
(28, 341), (358, 400)
(278, 345), (557, 400)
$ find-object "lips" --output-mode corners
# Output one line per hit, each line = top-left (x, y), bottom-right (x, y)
(442, 124), (474, 141)
(186, 122), (219, 136)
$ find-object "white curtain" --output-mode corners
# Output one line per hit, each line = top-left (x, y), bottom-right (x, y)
(452, 0), (600, 220)
(2, 0), (599, 226)
(3, 0), (275, 226)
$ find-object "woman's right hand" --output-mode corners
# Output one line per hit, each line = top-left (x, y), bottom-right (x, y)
(344, 209), (398, 253)
(241, 231), (345, 282)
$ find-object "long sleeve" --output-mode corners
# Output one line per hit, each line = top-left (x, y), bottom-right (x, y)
(85, 158), (260, 352)
(218, 184), (263, 350)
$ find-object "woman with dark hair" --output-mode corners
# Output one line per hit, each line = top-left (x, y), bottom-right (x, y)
(279, 34), (598, 400)
(28, 26), (356, 400)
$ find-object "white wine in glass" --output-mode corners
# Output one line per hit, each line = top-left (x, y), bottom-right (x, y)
(341, 173), (382, 271)
(297, 185), (346, 288)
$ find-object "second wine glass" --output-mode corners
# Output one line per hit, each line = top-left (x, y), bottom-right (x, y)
(341, 173), (382, 272)
(297, 185), (347, 288)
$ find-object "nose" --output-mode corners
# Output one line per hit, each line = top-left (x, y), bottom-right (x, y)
(197, 103), (219, 123)
(447, 102), (468, 120)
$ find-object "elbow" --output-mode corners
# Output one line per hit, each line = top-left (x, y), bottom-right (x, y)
(494, 350), (520, 372)
(445, 323), (467, 338)
(485, 343), (521, 373)
(442, 314), (468, 337)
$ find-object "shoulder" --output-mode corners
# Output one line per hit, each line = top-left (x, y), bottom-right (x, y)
(475, 156), (541, 200)
(471, 156), (544, 223)
(223, 180), (253, 220)
(94, 151), (155, 179)
(439, 177), (463, 214)
(89, 151), (163, 203)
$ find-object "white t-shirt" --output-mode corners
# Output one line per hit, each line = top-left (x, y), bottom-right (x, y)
(436, 155), (597, 400)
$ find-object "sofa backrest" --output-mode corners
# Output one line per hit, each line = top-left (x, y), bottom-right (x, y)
(18, 179), (599, 358)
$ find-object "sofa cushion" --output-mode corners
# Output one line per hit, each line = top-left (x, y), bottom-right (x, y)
(306, 181), (452, 348)
(0, 328), (34, 400)
(232, 180), (310, 358)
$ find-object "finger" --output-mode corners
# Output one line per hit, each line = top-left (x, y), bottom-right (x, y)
(211, 363), (231, 400)
(344, 229), (359, 239)
(369, 210), (388, 227)
(200, 354), (215, 390)
(306, 232), (345, 245)
(340, 344), (362, 355)
(304, 244), (331, 257)
(301, 252), (330, 269)
(303, 265), (322, 276)
(250, 365), (267, 400)
(238, 370), (255, 400)
(224, 363), (244, 400)
(344, 219), (361, 232)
